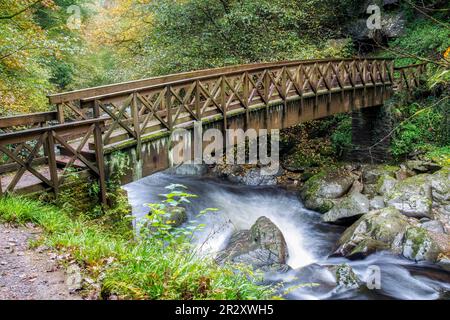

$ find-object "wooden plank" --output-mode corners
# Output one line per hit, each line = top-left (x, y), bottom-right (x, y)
(0, 111), (57, 129)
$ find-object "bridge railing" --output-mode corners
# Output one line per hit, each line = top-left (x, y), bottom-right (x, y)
(0, 118), (107, 203)
(47, 58), (395, 149)
(393, 62), (427, 91)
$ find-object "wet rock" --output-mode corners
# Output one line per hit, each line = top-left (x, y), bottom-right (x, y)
(217, 216), (289, 271)
(335, 206), (450, 263)
(333, 207), (410, 258)
(299, 169), (356, 213)
(384, 174), (433, 218)
(401, 228), (443, 262)
(332, 264), (361, 289)
(168, 164), (208, 176)
(212, 164), (282, 186)
(163, 206), (188, 227)
(322, 192), (370, 223)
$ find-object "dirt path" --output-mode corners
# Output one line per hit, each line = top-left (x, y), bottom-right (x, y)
(0, 224), (81, 300)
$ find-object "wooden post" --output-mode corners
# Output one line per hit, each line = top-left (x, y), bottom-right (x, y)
(46, 130), (59, 197)
(166, 85), (172, 130)
(93, 102), (107, 206)
(56, 104), (65, 124)
(221, 76), (227, 131)
(131, 92), (141, 160)
(243, 72), (249, 130)
(195, 80), (201, 120)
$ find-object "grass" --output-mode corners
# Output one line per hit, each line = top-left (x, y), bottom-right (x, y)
(0, 196), (273, 300)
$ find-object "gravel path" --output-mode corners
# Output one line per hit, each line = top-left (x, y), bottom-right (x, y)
(0, 224), (81, 300)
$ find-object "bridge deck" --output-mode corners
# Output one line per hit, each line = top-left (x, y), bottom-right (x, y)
(0, 59), (427, 201)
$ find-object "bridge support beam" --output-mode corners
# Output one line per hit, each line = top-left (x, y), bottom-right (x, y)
(350, 105), (392, 163)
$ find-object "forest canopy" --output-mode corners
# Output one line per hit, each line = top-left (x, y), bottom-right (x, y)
(0, 0), (448, 116)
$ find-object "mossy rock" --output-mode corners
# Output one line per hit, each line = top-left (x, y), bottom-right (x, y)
(384, 173), (433, 218)
(334, 207), (410, 258)
(299, 169), (355, 213)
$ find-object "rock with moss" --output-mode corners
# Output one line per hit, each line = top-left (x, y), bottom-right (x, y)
(334, 206), (450, 263)
(375, 174), (397, 196)
(362, 165), (398, 185)
(322, 192), (370, 223)
(217, 216), (289, 272)
(333, 207), (410, 258)
(384, 174), (433, 218)
(299, 169), (356, 213)
(401, 227), (441, 262)
(430, 168), (450, 209)
(406, 160), (442, 174)
(332, 264), (361, 289)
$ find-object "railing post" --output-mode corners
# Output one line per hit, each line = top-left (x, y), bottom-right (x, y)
(46, 130), (59, 197)
(221, 76), (227, 131)
(195, 80), (201, 120)
(165, 85), (172, 130)
(56, 104), (65, 124)
(92, 119), (107, 207)
(131, 92), (141, 161)
(243, 72), (249, 130)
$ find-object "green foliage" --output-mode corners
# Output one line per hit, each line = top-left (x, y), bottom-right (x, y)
(0, 193), (272, 300)
(390, 97), (449, 159)
(390, 18), (449, 66)
(330, 115), (353, 158)
(101, 0), (355, 77)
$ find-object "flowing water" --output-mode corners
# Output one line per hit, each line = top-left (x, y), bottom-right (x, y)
(124, 171), (450, 300)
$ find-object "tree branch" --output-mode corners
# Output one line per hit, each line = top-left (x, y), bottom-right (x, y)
(0, 0), (44, 20)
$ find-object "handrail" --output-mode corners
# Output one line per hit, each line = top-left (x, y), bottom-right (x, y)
(394, 62), (427, 70)
(0, 111), (58, 129)
(0, 118), (106, 144)
(48, 57), (394, 104)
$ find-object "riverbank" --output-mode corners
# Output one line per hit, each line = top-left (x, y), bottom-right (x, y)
(0, 197), (272, 300)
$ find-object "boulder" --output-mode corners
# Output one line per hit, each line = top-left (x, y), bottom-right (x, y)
(212, 164), (282, 186)
(406, 160), (442, 174)
(299, 170), (356, 213)
(420, 220), (445, 234)
(334, 207), (450, 263)
(322, 192), (370, 223)
(217, 216), (289, 271)
(331, 264), (361, 290)
(402, 228), (442, 262)
(370, 196), (386, 210)
(168, 164), (208, 176)
(376, 174), (397, 196)
(362, 165), (398, 185)
(384, 174), (433, 218)
(396, 165), (416, 181)
(333, 207), (410, 258)
(430, 168), (450, 207)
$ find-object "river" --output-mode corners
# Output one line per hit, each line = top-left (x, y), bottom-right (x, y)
(124, 171), (450, 300)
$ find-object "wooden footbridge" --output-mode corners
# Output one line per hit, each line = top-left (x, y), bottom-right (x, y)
(0, 58), (426, 204)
